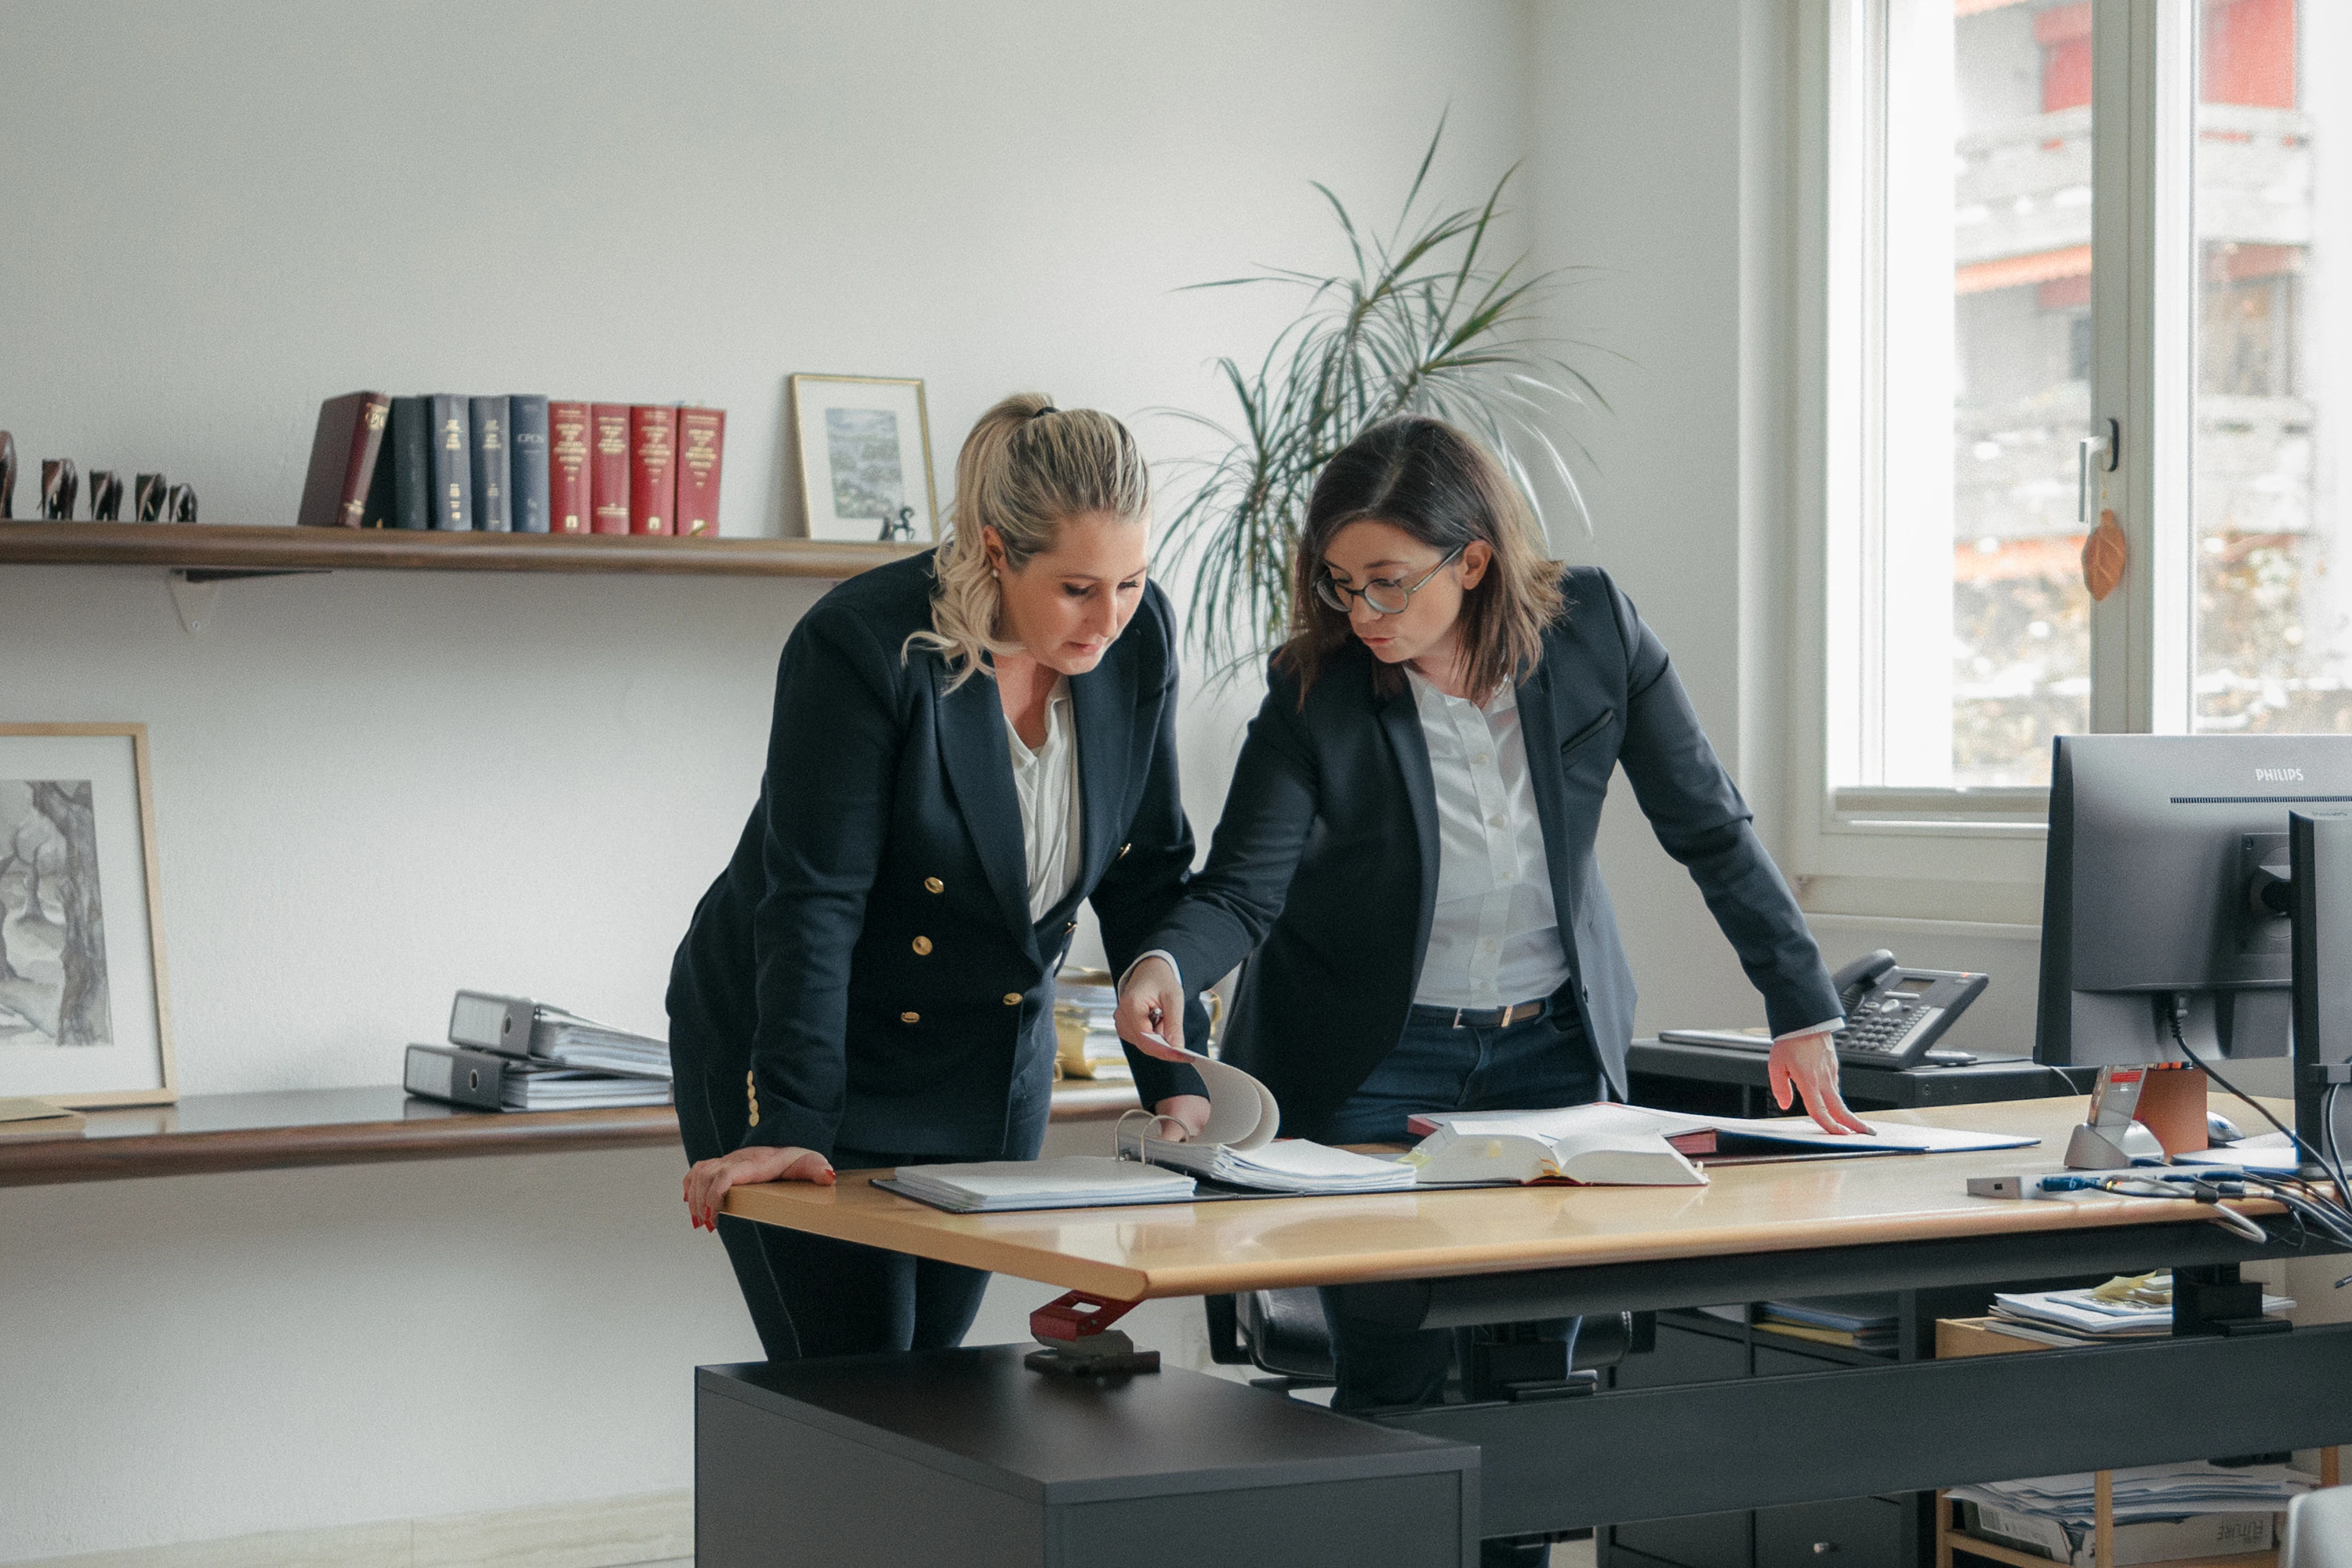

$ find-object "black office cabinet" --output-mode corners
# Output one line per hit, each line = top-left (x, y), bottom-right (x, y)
(1755, 1495), (1907, 1568)
(1595, 1312), (1927, 1568)
(697, 1347), (1481, 1567)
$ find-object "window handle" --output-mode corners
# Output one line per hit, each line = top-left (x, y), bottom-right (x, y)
(2078, 417), (2120, 525)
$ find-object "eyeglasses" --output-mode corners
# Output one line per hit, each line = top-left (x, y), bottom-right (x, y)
(1312, 546), (1465, 617)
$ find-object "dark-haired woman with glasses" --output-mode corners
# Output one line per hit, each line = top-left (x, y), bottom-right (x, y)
(1114, 416), (1857, 1563)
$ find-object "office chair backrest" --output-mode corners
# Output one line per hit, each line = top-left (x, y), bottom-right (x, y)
(2285, 1486), (2352, 1568)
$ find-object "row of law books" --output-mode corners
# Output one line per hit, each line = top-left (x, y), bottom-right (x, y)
(297, 392), (724, 537)
(404, 989), (672, 1112)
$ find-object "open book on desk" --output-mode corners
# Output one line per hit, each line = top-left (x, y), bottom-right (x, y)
(1401, 1103), (2041, 1185)
(1120, 1044), (1417, 1195)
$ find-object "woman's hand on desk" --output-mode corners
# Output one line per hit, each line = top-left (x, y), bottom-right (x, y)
(684, 1144), (834, 1230)
(1769, 1031), (1874, 1135)
(1116, 956), (1189, 1059)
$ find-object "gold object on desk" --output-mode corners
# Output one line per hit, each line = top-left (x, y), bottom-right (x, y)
(719, 1096), (2297, 1304)
(911, 935), (933, 956)
(924, 877), (943, 894)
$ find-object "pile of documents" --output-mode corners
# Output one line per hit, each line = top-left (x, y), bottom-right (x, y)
(889, 1156), (1196, 1212)
(1988, 1273), (2292, 1346)
(405, 990), (673, 1112)
(1950, 1461), (2309, 1566)
(1754, 1294), (1899, 1352)
(1052, 981), (1131, 1082)
(1401, 1103), (2038, 1186)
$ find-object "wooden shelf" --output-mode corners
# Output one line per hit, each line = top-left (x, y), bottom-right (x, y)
(0, 521), (922, 578)
(0, 1080), (1142, 1187)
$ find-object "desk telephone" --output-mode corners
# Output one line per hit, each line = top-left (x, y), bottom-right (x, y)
(1824, 949), (1988, 1069)
(1657, 949), (1989, 1069)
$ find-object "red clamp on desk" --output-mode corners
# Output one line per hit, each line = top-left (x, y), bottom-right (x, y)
(1029, 1289), (1140, 1343)
(1025, 1289), (1157, 1377)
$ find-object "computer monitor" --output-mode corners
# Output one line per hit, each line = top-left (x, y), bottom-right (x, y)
(2036, 733), (2352, 1070)
(2290, 810), (2352, 1176)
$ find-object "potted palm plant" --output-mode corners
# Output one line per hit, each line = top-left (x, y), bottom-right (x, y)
(1162, 125), (1609, 676)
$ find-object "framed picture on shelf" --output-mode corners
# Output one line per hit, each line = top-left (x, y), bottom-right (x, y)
(0, 724), (175, 1108)
(788, 374), (939, 543)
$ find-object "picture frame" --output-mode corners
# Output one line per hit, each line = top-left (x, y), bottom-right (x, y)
(0, 724), (175, 1108)
(788, 374), (940, 543)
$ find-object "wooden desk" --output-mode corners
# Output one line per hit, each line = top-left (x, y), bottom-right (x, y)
(0, 1079), (1141, 1188)
(724, 1097), (2286, 1304)
(718, 1095), (2352, 1541)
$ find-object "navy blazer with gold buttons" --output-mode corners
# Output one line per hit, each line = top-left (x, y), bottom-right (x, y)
(1142, 564), (1840, 1143)
(667, 550), (1209, 1163)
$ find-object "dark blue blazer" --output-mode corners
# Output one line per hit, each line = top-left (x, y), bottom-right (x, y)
(666, 551), (1208, 1163)
(1145, 565), (1838, 1141)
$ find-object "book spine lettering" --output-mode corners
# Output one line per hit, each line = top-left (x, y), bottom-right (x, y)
(386, 396), (432, 529)
(429, 394), (474, 531)
(296, 391), (390, 528)
(589, 403), (631, 534)
(546, 400), (591, 533)
(675, 407), (724, 537)
(507, 394), (550, 534)
(469, 395), (511, 532)
(629, 405), (677, 535)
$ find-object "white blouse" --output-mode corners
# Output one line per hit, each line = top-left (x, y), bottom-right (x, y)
(1405, 671), (1574, 1009)
(1007, 675), (1083, 922)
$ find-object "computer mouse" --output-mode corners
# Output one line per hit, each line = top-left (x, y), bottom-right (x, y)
(2207, 1110), (2244, 1145)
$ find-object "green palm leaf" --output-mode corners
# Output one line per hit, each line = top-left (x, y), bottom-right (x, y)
(1156, 122), (1612, 677)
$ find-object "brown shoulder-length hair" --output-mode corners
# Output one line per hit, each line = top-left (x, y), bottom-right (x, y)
(1276, 416), (1563, 706)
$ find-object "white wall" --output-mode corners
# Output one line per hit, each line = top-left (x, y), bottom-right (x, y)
(0, 2), (1534, 1559)
(1527, 0), (1795, 1036)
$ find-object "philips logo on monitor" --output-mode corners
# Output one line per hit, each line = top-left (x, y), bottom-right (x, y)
(2256, 768), (2307, 782)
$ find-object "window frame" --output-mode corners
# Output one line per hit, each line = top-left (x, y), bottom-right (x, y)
(1786, 0), (2198, 921)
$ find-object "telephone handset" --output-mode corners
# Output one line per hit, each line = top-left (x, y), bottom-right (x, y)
(1828, 949), (1989, 1069)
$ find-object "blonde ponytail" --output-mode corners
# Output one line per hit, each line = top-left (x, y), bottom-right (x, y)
(906, 393), (1152, 688)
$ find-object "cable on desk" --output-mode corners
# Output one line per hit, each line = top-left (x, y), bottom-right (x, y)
(2092, 1174), (2271, 1243)
(2158, 1005), (2352, 1276)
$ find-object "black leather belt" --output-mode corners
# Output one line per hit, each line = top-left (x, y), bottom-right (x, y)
(1412, 997), (1550, 1029)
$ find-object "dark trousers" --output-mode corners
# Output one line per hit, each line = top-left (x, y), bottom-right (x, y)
(1318, 996), (1601, 1567)
(675, 1058), (993, 1363)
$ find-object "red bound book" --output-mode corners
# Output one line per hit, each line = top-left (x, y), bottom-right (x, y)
(675, 407), (724, 537)
(548, 401), (591, 534)
(296, 391), (391, 528)
(629, 404), (677, 535)
(589, 403), (631, 534)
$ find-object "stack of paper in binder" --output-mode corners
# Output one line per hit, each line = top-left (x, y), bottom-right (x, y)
(1949, 1461), (2310, 1566)
(404, 990), (673, 1112)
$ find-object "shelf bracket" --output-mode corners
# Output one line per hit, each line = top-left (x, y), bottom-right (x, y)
(166, 567), (328, 634)
(172, 568), (328, 584)
(166, 572), (220, 634)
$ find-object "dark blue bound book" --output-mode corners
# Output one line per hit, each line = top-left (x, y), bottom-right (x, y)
(429, 394), (473, 531)
(507, 394), (550, 534)
(387, 396), (432, 530)
(470, 395), (511, 532)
